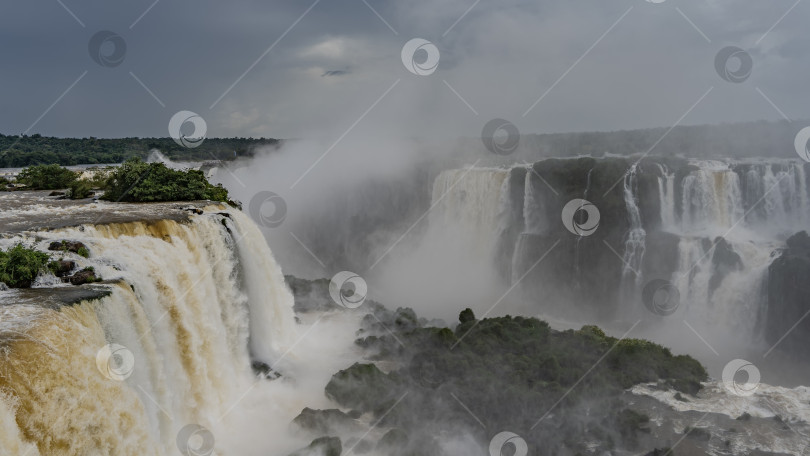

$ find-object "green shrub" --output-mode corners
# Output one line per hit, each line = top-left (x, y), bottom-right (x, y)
(69, 180), (93, 199)
(17, 164), (77, 190)
(0, 244), (50, 288)
(102, 158), (232, 203)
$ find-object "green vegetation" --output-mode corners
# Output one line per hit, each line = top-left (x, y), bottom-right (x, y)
(16, 164), (78, 190)
(320, 306), (708, 455)
(0, 133), (279, 167)
(0, 244), (51, 288)
(68, 180), (93, 199)
(101, 158), (231, 203)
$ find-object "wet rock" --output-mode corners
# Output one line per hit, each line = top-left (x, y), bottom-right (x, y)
(183, 207), (204, 215)
(286, 436), (341, 456)
(48, 191), (65, 197)
(66, 267), (99, 285)
(766, 231), (810, 355)
(285, 275), (337, 313)
(48, 240), (89, 257)
(51, 260), (76, 277)
(292, 408), (363, 435)
(251, 361), (281, 380)
(0, 282), (8, 291)
(375, 429), (408, 453)
(709, 237), (743, 296)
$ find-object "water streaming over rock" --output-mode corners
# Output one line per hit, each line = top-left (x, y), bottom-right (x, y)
(0, 207), (296, 456)
(429, 158), (810, 349)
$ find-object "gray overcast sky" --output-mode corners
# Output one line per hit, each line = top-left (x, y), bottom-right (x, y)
(0, 0), (807, 139)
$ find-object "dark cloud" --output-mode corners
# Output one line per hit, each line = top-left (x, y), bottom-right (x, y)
(0, 0), (807, 139)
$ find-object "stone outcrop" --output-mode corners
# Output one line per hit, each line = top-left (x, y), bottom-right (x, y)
(48, 240), (88, 257)
(766, 231), (810, 355)
(286, 436), (341, 456)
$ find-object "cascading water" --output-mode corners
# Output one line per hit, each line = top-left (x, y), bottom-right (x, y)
(655, 163), (677, 229)
(430, 158), (810, 341)
(430, 167), (510, 260)
(573, 168), (594, 282)
(621, 163), (646, 286)
(0, 207), (297, 456)
(680, 160), (744, 234)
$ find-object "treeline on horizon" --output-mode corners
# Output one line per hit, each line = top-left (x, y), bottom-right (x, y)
(0, 134), (281, 167)
(517, 119), (803, 159)
(1, 120), (804, 167)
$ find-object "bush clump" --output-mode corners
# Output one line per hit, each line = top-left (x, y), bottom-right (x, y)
(0, 244), (51, 288)
(102, 158), (231, 203)
(68, 180), (93, 199)
(17, 164), (77, 190)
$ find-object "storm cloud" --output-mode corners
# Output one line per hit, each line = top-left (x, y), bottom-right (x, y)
(1, 0), (808, 139)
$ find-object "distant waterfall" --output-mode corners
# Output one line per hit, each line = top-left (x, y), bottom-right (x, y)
(680, 161), (744, 234)
(621, 163), (646, 285)
(430, 167), (510, 260)
(0, 208), (296, 456)
(656, 164), (677, 229)
(427, 158), (809, 334)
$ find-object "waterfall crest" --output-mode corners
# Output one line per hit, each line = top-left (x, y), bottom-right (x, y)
(0, 208), (296, 456)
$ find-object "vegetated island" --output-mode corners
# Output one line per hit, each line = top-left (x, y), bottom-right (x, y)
(284, 276), (708, 456)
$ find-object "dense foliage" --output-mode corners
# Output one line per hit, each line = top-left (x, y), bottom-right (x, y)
(317, 305), (707, 455)
(68, 180), (93, 199)
(16, 164), (77, 190)
(0, 244), (51, 288)
(0, 134), (280, 167)
(101, 158), (231, 203)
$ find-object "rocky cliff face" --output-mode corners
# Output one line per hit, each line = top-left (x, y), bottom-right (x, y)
(436, 157), (810, 356)
(767, 231), (810, 354)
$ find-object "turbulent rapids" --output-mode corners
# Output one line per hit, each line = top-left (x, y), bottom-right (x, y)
(0, 206), (296, 455)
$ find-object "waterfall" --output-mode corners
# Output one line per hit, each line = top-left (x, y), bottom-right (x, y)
(0, 207), (296, 456)
(430, 167), (510, 259)
(621, 163), (646, 285)
(656, 164), (677, 230)
(522, 165), (552, 237)
(680, 161), (743, 234)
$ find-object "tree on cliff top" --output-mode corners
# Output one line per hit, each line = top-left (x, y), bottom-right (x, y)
(101, 157), (231, 203)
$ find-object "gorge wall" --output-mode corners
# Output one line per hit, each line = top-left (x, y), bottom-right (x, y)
(430, 157), (810, 357)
